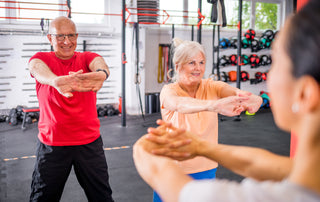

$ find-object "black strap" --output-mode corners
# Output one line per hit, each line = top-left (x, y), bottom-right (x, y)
(220, 0), (227, 27)
(40, 18), (44, 31)
(67, 0), (71, 18)
(212, 25), (216, 75)
(168, 44), (174, 80)
(216, 25), (221, 80)
(209, 0), (227, 27)
(210, 0), (218, 23)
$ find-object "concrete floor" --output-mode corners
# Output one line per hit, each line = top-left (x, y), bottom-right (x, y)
(0, 109), (290, 202)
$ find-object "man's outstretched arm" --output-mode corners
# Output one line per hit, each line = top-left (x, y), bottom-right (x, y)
(29, 59), (93, 97)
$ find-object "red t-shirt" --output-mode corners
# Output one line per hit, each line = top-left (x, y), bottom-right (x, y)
(29, 52), (101, 146)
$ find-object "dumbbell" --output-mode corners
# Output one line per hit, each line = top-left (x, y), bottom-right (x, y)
(242, 37), (251, 49)
(229, 54), (238, 66)
(104, 104), (115, 116)
(0, 115), (7, 122)
(260, 93), (270, 108)
(10, 115), (18, 126)
(259, 30), (274, 49)
(251, 39), (260, 52)
(220, 71), (229, 82)
(219, 38), (231, 49)
(244, 29), (256, 41)
(241, 71), (250, 81)
(229, 37), (238, 49)
(219, 55), (230, 67)
(255, 72), (268, 81)
(241, 55), (249, 65)
(260, 55), (272, 66)
(26, 116), (33, 124)
(249, 54), (260, 68)
(9, 108), (17, 118)
(97, 106), (106, 117)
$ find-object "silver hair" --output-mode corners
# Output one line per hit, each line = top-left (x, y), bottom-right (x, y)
(171, 38), (206, 82)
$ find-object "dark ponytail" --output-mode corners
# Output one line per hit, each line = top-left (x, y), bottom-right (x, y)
(286, 0), (320, 83)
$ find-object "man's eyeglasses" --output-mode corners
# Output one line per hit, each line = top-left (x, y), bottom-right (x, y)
(50, 33), (78, 41)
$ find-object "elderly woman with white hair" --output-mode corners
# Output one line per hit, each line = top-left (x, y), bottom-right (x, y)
(152, 38), (262, 202)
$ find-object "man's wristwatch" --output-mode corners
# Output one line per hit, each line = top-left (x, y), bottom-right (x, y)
(96, 69), (109, 80)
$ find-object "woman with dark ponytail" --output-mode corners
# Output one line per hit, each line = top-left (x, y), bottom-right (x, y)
(133, 0), (320, 201)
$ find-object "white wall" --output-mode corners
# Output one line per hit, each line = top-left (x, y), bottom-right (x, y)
(0, 34), (122, 110)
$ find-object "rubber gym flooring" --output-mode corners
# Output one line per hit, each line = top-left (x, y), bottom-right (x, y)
(0, 109), (290, 202)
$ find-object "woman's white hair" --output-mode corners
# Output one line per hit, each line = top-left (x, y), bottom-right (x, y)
(171, 38), (206, 81)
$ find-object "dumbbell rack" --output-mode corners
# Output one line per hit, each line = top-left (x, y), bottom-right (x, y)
(214, 30), (274, 96)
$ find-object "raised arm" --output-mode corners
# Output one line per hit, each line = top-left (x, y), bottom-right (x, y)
(219, 83), (239, 98)
(89, 56), (110, 76)
(71, 56), (110, 92)
(133, 137), (192, 202)
(29, 58), (59, 86)
(29, 58), (97, 97)
(219, 84), (263, 114)
(160, 86), (250, 117)
(146, 120), (293, 181)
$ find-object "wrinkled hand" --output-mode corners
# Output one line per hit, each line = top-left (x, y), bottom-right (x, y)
(69, 70), (106, 92)
(144, 120), (202, 161)
(52, 70), (105, 98)
(237, 90), (263, 113)
(213, 95), (250, 117)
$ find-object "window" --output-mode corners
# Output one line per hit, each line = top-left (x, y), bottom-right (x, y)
(0, 0), (106, 25)
(160, 0), (216, 26)
(188, 0), (211, 26)
(255, 2), (280, 30)
(228, 0), (282, 31)
(188, 0), (229, 27)
(160, 0), (283, 30)
(71, 0), (105, 24)
(160, 0), (183, 25)
(15, 0), (62, 22)
(227, 0), (252, 29)
(0, 2), (5, 21)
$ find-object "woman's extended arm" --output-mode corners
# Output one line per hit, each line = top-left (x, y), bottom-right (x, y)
(161, 87), (250, 116)
(146, 121), (293, 181)
(219, 84), (263, 114)
(198, 141), (292, 181)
